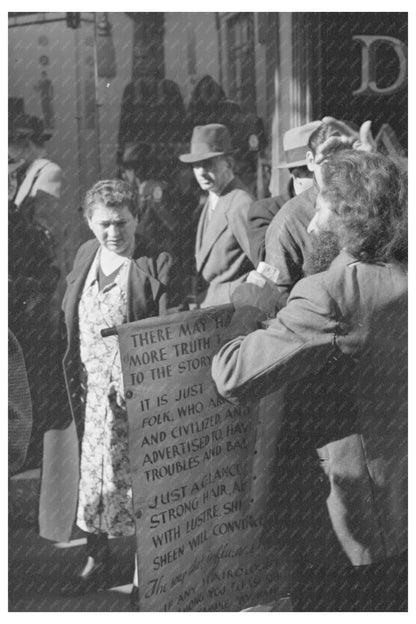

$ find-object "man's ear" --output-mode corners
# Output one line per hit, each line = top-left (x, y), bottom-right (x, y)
(306, 150), (315, 172)
(225, 155), (235, 171)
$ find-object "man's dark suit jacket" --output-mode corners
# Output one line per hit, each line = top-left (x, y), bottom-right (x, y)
(265, 185), (317, 304)
(247, 191), (290, 266)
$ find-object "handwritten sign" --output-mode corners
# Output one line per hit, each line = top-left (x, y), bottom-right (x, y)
(116, 306), (281, 611)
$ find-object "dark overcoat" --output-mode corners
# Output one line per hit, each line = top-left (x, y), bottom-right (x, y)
(264, 185), (317, 304)
(212, 251), (407, 567)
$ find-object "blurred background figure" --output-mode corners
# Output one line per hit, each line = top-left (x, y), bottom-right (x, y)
(34, 70), (55, 130)
(117, 20), (185, 162)
(8, 111), (62, 245)
(184, 75), (228, 132)
(8, 118), (65, 468)
(119, 142), (185, 306)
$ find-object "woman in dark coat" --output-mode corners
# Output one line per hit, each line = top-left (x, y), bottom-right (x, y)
(39, 179), (171, 599)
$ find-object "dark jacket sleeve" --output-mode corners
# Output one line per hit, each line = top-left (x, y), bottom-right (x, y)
(212, 272), (338, 403)
(156, 251), (173, 315)
(247, 196), (287, 266)
(134, 252), (173, 317)
(264, 188), (316, 304)
(226, 190), (254, 261)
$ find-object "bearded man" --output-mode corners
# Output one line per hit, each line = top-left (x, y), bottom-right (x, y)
(212, 151), (407, 611)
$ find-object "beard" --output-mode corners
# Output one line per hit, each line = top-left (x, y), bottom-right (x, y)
(304, 230), (342, 275)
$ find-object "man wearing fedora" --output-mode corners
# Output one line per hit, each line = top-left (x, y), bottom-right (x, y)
(179, 123), (254, 308)
(261, 120), (347, 305)
(247, 121), (320, 269)
(9, 114), (62, 221)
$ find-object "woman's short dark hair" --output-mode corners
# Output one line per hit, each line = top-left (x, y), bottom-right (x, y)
(321, 151), (407, 264)
(83, 179), (138, 219)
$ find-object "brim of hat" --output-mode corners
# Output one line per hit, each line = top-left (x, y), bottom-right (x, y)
(275, 158), (308, 169)
(179, 150), (230, 163)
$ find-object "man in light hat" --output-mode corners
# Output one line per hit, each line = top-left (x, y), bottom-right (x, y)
(247, 121), (320, 268)
(261, 120), (346, 305)
(179, 123), (254, 307)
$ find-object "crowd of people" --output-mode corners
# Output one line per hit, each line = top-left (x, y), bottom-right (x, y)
(8, 103), (407, 612)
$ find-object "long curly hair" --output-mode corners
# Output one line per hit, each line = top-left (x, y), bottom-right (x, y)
(320, 151), (407, 264)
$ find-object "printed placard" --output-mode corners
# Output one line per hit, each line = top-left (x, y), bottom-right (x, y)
(116, 306), (280, 611)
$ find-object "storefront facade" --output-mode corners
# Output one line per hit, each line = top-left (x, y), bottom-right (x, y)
(9, 11), (408, 260)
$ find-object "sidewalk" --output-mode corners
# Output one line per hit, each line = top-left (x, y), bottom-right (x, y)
(9, 468), (135, 612)
(9, 525), (136, 611)
(9, 469), (292, 612)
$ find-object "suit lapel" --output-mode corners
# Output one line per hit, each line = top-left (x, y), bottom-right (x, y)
(195, 199), (228, 272)
(195, 179), (238, 272)
(195, 198), (209, 261)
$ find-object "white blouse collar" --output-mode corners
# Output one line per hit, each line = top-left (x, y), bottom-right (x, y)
(83, 247), (131, 291)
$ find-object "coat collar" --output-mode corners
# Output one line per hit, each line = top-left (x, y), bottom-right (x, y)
(329, 249), (360, 270)
(64, 238), (162, 338)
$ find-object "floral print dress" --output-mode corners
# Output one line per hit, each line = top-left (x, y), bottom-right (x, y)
(76, 257), (135, 536)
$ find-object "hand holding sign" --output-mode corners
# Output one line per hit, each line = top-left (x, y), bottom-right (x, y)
(233, 263), (286, 317)
(232, 282), (285, 319)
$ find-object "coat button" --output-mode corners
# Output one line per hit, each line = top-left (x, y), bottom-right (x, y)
(135, 509), (142, 519)
(126, 390), (133, 399)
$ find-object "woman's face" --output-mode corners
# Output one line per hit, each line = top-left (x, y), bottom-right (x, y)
(88, 203), (137, 256)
